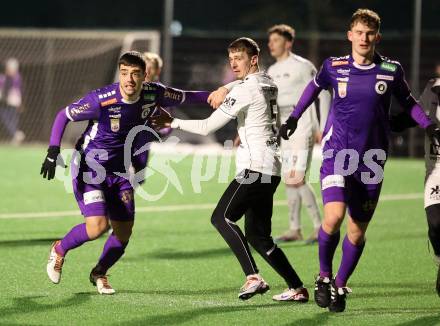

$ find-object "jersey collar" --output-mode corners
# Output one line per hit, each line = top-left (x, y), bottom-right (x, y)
(349, 53), (381, 70)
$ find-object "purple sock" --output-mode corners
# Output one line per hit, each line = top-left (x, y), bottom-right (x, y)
(57, 223), (90, 256)
(318, 227), (340, 278)
(97, 234), (128, 274)
(335, 236), (365, 287)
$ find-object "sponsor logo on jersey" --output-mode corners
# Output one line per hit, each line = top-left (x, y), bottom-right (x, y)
(98, 90), (116, 99)
(164, 90), (182, 102)
(143, 85), (158, 91)
(332, 60), (349, 66)
(380, 62), (397, 72)
(223, 97), (236, 108)
(322, 174), (345, 190)
(108, 106), (121, 113)
(336, 68), (350, 76)
(84, 190), (105, 205)
(338, 82), (347, 98)
(109, 114), (121, 119)
(110, 118), (120, 132)
(336, 77), (349, 82)
(141, 103), (156, 119)
(375, 81), (388, 95)
(430, 185), (440, 201)
(69, 103), (91, 116)
(143, 93), (157, 101)
(376, 74), (394, 81)
(101, 98), (117, 107)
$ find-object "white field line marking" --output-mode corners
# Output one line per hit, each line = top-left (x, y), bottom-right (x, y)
(0, 193), (423, 220)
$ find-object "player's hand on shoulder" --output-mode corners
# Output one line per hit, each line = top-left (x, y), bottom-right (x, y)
(40, 146), (67, 180)
(279, 117), (298, 140)
(208, 87), (229, 109)
(426, 123), (440, 144)
(150, 107), (173, 129)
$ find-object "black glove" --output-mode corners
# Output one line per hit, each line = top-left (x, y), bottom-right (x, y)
(279, 117), (298, 140)
(426, 124), (440, 144)
(40, 146), (66, 180)
(389, 112), (417, 132)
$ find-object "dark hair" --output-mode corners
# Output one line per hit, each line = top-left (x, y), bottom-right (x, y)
(350, 8), (381, 32)
(118, 51), (146, 72)
(228, 37), (260, 57)
(267, 24), (295, 42)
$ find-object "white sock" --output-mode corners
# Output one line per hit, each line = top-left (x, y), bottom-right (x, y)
(298, 183), (321, 229)
(286, 186), (301, 231)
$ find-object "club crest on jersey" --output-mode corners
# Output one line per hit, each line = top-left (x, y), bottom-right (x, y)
(337, 82), (347, 98)
(141, 103), (155, 119)
(375, 81), (388, 95)
(110, 118), (120, 132)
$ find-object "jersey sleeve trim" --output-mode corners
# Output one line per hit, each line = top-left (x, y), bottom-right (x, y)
(65, 105), (73, 121)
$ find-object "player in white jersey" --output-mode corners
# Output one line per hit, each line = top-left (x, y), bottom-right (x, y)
(390, 71), (440, 297)
(152, 37), (308, 302)
(267, 24), (331, 243)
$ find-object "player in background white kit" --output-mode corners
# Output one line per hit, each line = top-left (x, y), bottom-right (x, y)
(267, 24), (331, 243)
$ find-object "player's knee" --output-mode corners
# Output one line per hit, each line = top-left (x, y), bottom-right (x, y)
(246, 233), (273, 254)
(211, 210), (224, 229)
(284, 171), (305, 186)
(86, 217), (109, 240)
(113, 229), (132, 243)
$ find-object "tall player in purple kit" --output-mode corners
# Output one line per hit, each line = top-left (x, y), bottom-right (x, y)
(41, 51), (210, 294)
(280, 9), (440, 312)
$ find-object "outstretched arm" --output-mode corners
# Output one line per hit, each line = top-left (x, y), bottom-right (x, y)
(41, 92), (100, 180)
(151, 108), (232, 136)
(158, 84), (210, 107)
(49, 109), (70, 146)
(290, 81), (323, 119)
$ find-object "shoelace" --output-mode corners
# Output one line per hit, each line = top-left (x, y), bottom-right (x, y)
(99, 276), (112, 289)
(242, 277), (260, 290)
(54, 255), (64, 273)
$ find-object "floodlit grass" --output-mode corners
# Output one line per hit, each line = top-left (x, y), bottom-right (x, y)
(0, 146), (438, 325)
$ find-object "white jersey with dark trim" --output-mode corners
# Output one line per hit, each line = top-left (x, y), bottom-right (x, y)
(218, 71), (281, 176)
(421, 78), (440, 175)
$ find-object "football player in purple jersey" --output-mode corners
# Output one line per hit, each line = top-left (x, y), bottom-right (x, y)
(41, 51), (211, 294)
(280, 9), (440, 312)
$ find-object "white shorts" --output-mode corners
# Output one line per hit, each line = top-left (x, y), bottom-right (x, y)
(280, 134), (314, 179)
(424, 170), (440, 208)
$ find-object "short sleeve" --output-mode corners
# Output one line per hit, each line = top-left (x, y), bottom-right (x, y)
(217, 85), (251, 119)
